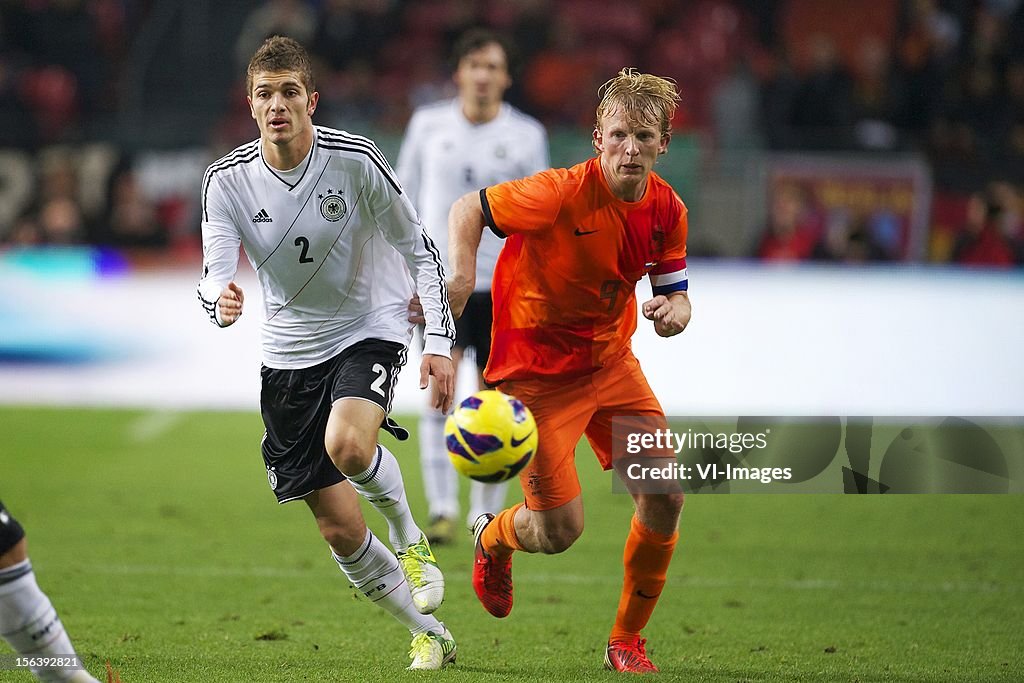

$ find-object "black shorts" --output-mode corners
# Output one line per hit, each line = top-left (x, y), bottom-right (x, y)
(260, 339), (408, 504)
(0, 500), (26, 556)
(456, 291), (493, 371)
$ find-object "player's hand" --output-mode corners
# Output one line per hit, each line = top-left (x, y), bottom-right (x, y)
(420, 353), (455, 413)
(407, 294), (425, 325)
(447, 275), (472, 319)
(642, 293), (690, 337)
(217, 281), (244, 326)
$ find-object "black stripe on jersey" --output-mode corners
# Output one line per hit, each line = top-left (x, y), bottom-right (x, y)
(202, 147), (259, 222)
(261, 142), (314, 190)
(202, 141), (259, 187)
(419, 231), (457, 343)
(318, 143), (402, 194)
(206, 140), (259, 173)
(196, 290), (219, 325)
(318, 129), (397, 178)
(479, 188), (506, 238)
(253, 161), (332, 272)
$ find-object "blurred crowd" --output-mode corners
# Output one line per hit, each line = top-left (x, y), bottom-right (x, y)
(1, 0), (1023, 266)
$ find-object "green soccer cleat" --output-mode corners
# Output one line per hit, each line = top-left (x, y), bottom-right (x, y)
(407, 624), (457, 670)
(397, 534), (445, 614)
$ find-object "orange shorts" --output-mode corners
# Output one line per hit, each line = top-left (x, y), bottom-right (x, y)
(500, 349), (666, 511)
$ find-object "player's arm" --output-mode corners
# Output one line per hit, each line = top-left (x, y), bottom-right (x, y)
(369, 159), (456, 412)
(197, 173), (243, 327)
(449, 170), (564, 316)
(446, 190), (487, 319)
(643, 204), (690, 337)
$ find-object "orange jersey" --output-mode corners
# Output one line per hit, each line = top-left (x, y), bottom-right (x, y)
(481, 157), (688, 383)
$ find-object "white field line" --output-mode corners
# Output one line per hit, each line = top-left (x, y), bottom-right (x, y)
(74, 563), (1022, 594)
(126, 410), (183, 443)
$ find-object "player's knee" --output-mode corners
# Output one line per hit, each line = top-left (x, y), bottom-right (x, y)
(325, 427), (376, 475)
(319, 521), (367, 557)
(637, 491), (685, 524)
(663, 491), (685, 517)
(0, 537), (28, 568)
(538, 519), (584, 554)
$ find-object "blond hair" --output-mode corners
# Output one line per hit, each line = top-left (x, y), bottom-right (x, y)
(595, 68), (680, 138)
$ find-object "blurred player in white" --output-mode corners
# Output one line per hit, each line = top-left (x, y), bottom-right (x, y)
(197, 37), (457, 670)
(397, 28), (548, 544)
(0, 500), (100, 682)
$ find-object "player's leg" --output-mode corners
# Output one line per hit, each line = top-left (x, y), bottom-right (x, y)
(324, 339), (443, 613)
(588, 352), (684, 673)
(305, 485), (456, 670)
(0, 503), (100, 683)
(325, 398), (444, 613)
(327, 398), (422, 549)
(464, 295), (510, 526)
(419, 345), (465, 545)
(471, 376), (593, 617)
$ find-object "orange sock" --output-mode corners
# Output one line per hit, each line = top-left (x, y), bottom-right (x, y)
(481, 503), (527, 558)
(609, 514), (678, 643)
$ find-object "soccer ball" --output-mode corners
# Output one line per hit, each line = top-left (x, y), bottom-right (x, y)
(445, 390), (538, 483)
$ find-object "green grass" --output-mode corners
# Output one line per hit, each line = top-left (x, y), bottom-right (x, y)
(2, 407), (1023, 682)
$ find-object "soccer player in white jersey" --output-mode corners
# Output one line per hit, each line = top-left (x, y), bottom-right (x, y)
(0, 500), (101, 682)
(397, 29), (549, 545)
(197, 37), (457, 671)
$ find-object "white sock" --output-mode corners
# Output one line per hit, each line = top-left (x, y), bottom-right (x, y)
(419, 408), (459, 520)
(332, 531), (440, 635)
(0, 561), (99, 683)
(348, 445), (422, 551)
(468, 480), (510, 528)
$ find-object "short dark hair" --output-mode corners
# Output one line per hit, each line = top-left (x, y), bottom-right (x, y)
(246, 35), (315, 96)
(450, 28), (514, 74)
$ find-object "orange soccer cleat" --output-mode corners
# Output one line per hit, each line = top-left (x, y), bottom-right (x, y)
(604, 637), (659, 674)
(471, 513), (514, 618)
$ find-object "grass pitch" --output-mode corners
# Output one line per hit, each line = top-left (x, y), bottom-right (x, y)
(2, 407), (1022, 682)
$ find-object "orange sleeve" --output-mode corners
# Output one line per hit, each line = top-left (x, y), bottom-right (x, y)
(649, 194), (689, 295)
(664, 198), (688, 262)
(481, 168), (565, 237)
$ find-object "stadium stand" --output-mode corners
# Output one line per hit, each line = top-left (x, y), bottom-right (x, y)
(0, 0), (1021, 265)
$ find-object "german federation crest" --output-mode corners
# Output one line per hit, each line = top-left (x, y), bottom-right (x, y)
(319, 190), (346, 222)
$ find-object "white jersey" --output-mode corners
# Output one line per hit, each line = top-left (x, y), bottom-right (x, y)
(396, 99), (548, 292)
(197, 126), (455, 369)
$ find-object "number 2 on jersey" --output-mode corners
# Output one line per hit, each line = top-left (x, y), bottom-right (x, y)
(370, 363), (388, 397)
(294, 236), (314, 264)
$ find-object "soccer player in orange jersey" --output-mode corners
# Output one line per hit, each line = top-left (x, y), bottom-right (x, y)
(446, 68), (691, 674)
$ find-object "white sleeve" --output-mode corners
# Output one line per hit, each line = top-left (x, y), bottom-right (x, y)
(526, 121), (551, 175)
(197, 172), (241, 327)
(395, 112), (424, 210)
(366, 155), (455, 358)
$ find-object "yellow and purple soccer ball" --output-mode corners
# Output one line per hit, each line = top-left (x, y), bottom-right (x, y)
(444, 390), (537, 483)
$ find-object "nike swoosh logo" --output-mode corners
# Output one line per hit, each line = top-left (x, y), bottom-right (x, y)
(636, 590), (660, 599)
(574, 227), (599, 236)
(510, 431), (534, 448)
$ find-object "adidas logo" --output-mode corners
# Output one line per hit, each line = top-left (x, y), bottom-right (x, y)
(252, 208), (273, 223)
